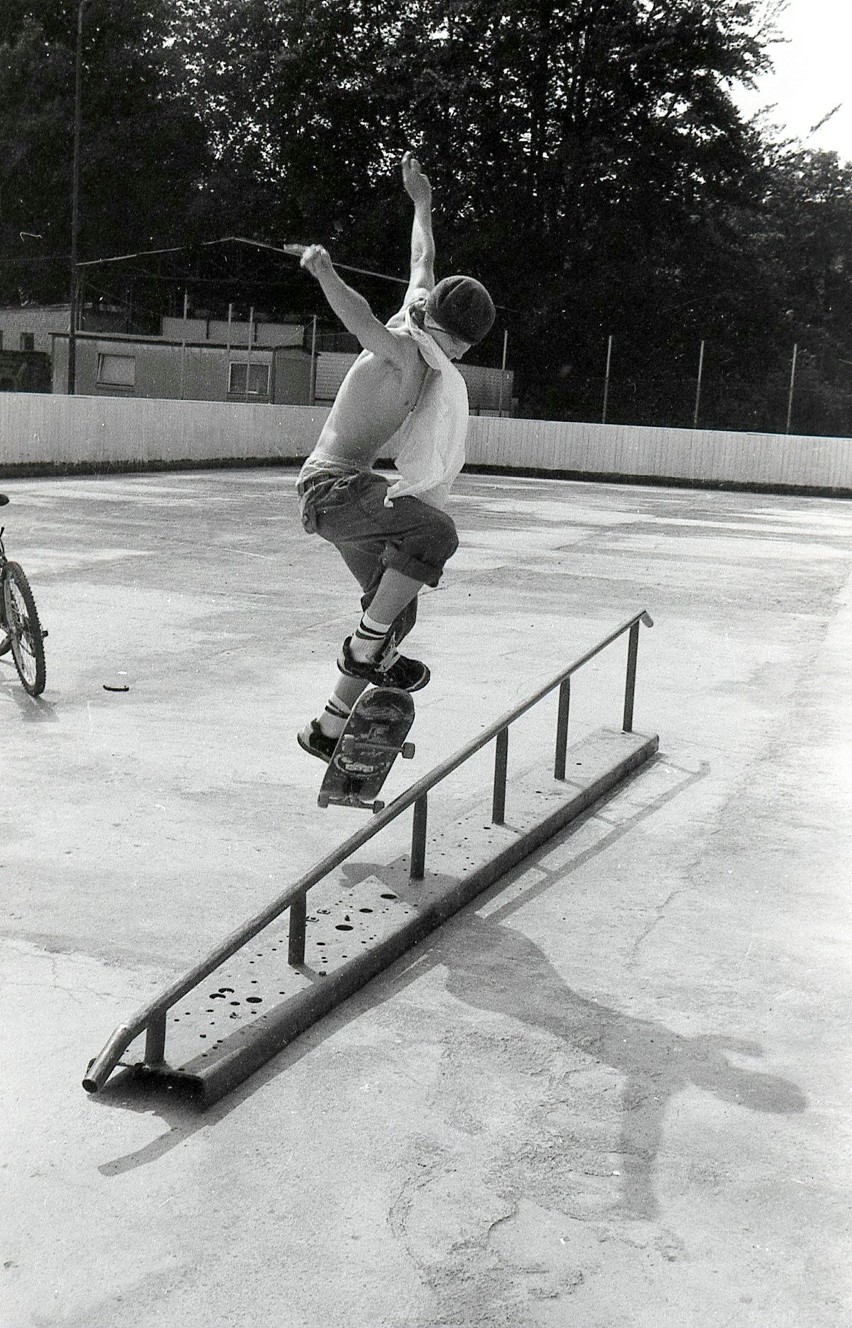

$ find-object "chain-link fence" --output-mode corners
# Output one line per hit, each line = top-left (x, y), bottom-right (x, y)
(515, 372), (851, 438)
(503, 339), (852, 439)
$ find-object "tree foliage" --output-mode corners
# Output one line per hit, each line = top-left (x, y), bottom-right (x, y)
(0, 0), (209, 303)
(3, 0), (852, 434)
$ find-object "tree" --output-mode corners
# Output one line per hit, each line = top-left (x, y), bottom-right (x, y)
(754, 147), (852, 434)
(390, 0), (779, 419)
(12, 0), (850, 434)
(164, 2), (778, 339)
(0, 0), (209, 305)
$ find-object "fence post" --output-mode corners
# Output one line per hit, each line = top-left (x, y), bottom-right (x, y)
(225, 303), (233, 397)
(246, 306), (254, 402)
(179, 289), (188, 401)
(602, 335), (613, 423)
(786, 342), (798, 434)
(693, 339), (705, 428)
(497, 328), (508, 417)
(309, 315), (318, 406)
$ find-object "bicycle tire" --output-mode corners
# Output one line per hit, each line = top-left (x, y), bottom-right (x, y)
(2, 562), (46, 696)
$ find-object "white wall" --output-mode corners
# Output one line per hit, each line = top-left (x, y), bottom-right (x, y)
(0, 392), (850, 493)
(465, 415), (852, 492)
(0, 394), (328, 470)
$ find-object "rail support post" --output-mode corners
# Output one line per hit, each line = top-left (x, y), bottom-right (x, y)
(623, 621), (641, 732)
(145, 1013), (167, 1066)
(288, 893), (307, 967)
(554, 677), (571, 779)
(410, 794), (428, 880)
(622, 611), (653, 732)
(492, 728), (509, 824)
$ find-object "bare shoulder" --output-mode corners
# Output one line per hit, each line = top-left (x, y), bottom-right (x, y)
(387, 285), (430, 331)
(383, 325), (424, 370)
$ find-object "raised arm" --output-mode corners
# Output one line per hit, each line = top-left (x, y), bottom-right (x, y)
(401, 151), (435, 301)
(300, 244), (411, 367)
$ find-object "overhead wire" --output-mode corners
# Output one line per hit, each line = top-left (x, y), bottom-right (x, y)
(76, 235), (410, 285)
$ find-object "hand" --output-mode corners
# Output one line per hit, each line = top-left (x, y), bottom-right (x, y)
(300, 244), (334, 280)
(402, 151), (431, 206)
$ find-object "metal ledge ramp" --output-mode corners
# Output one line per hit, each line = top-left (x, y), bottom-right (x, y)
(88, 725), (657, 1108)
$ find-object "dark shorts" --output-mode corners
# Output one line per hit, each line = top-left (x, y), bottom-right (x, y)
(297, 469), (459, 604)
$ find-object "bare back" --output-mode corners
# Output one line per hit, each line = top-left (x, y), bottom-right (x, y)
(311, 326), (430, 468)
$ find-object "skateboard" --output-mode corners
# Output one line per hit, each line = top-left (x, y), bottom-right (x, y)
(318, 687), (416, 813)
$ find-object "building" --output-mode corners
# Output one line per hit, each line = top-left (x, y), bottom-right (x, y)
(50, 315), (313, 405)
(0, 349), (51, 393)
(4, 302), (513, 413)
(314, 352), (515, 416)
(0, 304), (71, 356)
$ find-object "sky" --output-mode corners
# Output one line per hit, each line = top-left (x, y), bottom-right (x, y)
(734, 0), (852, 163)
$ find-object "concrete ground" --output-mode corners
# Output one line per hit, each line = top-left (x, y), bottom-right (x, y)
(0, 467), (850, 1328)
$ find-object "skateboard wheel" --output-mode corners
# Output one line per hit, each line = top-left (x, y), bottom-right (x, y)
(372, 800), (385, 814)
(317, 792), (330, 808)
(401, 742), (415, 759)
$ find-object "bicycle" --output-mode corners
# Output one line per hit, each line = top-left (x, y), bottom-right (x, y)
(0, 493), (47, 696)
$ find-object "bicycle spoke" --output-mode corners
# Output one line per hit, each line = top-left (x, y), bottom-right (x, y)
(3, 563), (46, 695)
(8, 590), (37, 682)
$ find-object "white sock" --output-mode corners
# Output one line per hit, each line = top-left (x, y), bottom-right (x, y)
(318, 698), (351, 739)
(349, 611), (393, 663)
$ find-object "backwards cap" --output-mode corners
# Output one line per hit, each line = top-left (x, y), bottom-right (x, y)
(425, 275), (496, 345)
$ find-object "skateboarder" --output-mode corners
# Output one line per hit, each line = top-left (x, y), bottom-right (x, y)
(297, 151), (496, 762)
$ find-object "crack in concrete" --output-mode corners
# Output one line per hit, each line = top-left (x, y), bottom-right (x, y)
(627, 882), (692, 963)
(484, 1201), (519, 1243)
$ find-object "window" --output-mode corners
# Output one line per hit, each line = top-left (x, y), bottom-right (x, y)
(96, 353), (136, 388)
(228, 361), (269, 396)
(20, 333), (34, 351)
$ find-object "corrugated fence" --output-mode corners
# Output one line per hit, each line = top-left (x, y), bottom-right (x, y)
(0, 393), (849, 494)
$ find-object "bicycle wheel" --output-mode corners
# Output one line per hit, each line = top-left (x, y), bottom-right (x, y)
(2, 562), (46, 696)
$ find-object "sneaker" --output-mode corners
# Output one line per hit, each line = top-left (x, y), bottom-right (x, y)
(297, 718), (339, 763)
(337, 636), (430, 692)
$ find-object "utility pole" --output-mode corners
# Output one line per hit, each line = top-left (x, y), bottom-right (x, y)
(68, 0), (94, 394)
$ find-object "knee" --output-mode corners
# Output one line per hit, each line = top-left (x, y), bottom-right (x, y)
(407, 509), (458, 582)
(384, 506), (459, 586)
(423, 509), (459, 565)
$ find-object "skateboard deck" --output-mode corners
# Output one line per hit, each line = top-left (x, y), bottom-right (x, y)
(318, 687), (415, 813)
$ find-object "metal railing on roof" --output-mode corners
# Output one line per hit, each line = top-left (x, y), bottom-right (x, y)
(83, 608), (653, 1095)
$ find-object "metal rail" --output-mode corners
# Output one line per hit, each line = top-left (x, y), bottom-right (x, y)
(83, 609), (653, 1094)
